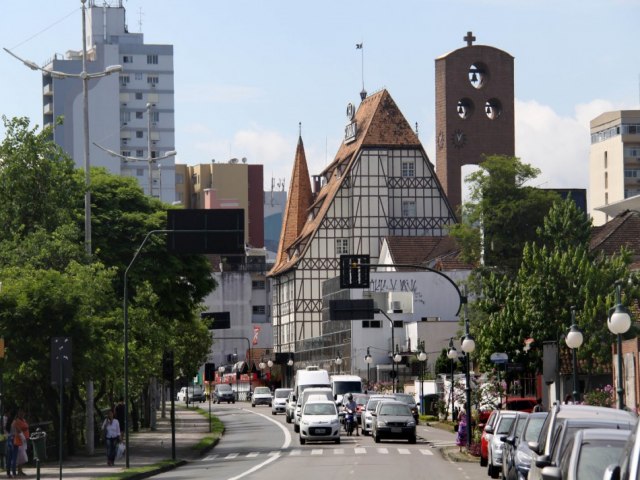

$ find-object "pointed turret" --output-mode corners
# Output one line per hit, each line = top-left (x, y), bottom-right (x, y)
(272, 134), (313, 269)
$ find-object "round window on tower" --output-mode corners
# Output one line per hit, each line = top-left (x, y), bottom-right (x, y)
(485, 98), (502, 120)
(456, 98), (474, 119)
(468, 63), (488, 89)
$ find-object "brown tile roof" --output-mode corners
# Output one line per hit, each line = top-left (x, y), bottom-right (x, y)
(590, 210), (640, 266)
(384, 236), (474, 271)
(269, 89), (424, 277)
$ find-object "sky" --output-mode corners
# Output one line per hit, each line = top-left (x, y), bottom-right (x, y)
(1, 0), (639, 192)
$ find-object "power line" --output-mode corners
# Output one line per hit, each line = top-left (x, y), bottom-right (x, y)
(10, 7), (79, 51)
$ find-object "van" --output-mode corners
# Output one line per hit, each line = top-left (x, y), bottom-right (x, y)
(293, 387), (333, 433)
(330, 374), (363, 404)
(293, 366), (330, 402)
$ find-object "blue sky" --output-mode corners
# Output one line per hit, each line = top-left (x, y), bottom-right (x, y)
(1, 0), (639, 192)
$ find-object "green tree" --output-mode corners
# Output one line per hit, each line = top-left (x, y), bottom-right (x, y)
(449, 155), (560, 276)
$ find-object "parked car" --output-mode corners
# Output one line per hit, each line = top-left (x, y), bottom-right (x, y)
(393, 393), (420, 422)
(501, 412), (530, 480)
(285, 391), (296, 423)
(603, 414), (640, 480)
(487, 410), (517, 478)
(212, 383), (236, 404)
(252, 387), (273, 407)
(505, 411), (548, 480)
(542, 428), (631, 480)
(362, 395), (396, 436)
(298, 400), (341, 445)
(503, 397), (537, 413)
(528, 404), (637, 480)
(271, 388), (292, 415)
(371, 399), (417, 444)
(481, 409), (501, 466)
(176, 385), (205, 403)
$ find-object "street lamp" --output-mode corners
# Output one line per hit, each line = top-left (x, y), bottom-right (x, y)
(565, 307), (583, 402)
(365, 348), (373, 388)
(287, 357), (294, 388)
(608, 282), (632, 409)
(335, 353), (343, 374)
(447, 339), (458, 421)
(267, 359), (274, 386)
(218, 365), (225, 378)
(393, 349), (402, 393)
(416, 346), (427, 415)
(259, 360), (266, 382)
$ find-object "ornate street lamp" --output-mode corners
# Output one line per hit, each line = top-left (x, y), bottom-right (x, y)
(447, 339), (458, 421)
(393, 349), (402, 393)
(364, 348), (373, 388)
(565, 307), (583, 402)
(416, 347), (427, 415)
(335, 353), (343, 374)
(608, 282), (632, 409)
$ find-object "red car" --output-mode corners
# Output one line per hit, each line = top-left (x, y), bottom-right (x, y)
(480, 410), (500, 467)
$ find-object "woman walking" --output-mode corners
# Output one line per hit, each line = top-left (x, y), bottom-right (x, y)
(102, 410), (121, 466)
(10, 408), (29, 477)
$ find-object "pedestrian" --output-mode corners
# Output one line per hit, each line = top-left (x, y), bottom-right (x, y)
(101, 410), (121, 466)
(533, 397), (543, 412)
(455, 403), (468, 452)
(564, 394), (574, 405)
(4, 408), (15, 478)
(115, 398), (126, 440)
(11, 408), (29, 477)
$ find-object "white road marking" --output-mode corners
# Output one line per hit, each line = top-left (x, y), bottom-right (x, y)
(311, 449), (323, 455)
(398, 448), (411, 455)
(246, 452), (259, 458)
(289, 449), (301, 456)
(377, 448), (389, 454)
(355, 447), (367, 454)
(420, 449), (434, 455)
(334, 448), (344, 454)
(203, 454), (218, 461)
(225, 453), (239, 460)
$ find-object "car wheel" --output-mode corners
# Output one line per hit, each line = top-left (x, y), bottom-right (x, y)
(294, 424), (299, 433)
(408, 435), (416, 444)
(299, 436), (306, 445)
(232, 400), (235, 404)
(335, 438), (341, 444)
(252, 404), (255, 408)
(286, 416), (292, 424)
(374, 432), (380, 443)
(480, 455), (488, 467)
(362, 430), (369, 436)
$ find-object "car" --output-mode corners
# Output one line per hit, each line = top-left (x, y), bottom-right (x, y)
(212, 383), (236, 404)
(505, 411), (548, 480)
(371, 399), (417, 444)
(542, 428), (631, 480)
(503, 397), (537, 413)
(481, 409), (501, 467)
(501, 411), (530, 480)
(527, 404), (637, 480)
(294, 387), (333, 433)
(176, 385), (205, 403)
(362, 395), (396, 436)
(285, 391), (296, 423)
(298, 400), (341, 445)
(271, 388), (292, 415)
(603, 414), (640, 480)
(487, 410), (517, 478)
(251, 387), (273, 407)
(393, 393), (420, 422)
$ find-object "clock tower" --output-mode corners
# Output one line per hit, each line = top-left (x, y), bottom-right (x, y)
(435, 32), (515, 212)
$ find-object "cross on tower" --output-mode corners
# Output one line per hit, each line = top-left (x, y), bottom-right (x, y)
(464, 31), (476, 47)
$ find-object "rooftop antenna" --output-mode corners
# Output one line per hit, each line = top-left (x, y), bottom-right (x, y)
(356, 42), (366, 100)
(415, 122), (419, 138)
(138, 7), (143, 33)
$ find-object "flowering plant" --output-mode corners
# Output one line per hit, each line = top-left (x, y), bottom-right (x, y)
(582, 385), (615, 407)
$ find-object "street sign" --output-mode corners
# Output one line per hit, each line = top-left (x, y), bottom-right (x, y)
(339, 254), (370, 289)
(329, 299), (375, 320)
(166, 209), (245, 254)
(490, 352), (509, 364)
(51, 337), (72, 387)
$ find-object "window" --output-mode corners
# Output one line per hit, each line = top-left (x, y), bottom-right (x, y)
(605, 172), (608, 189)
(135, 92), (143, 100)
(136, 111), (143, 119)
(252, 305), (266, 315)
(362, 320), (382, 328)
(393, 320), (403, 328)
(122, 55), (133, 63)
(147, 75), (159, 85)
(604, 151), (608, 168)
(147, 54), (158, 64)
(134, 73), (143, 81)
(401, 160), (415, 177)
(151, 151), (157, 159)
(252, 280), (266, 290)
(119, 75), (130, 86)
(151, 111), (160, 122)
(335, 239), (349, 255)
(121, 150), (131, 157)
(136, 149), (144, 158)
(402, 200), (416, 217)
(176, 173), (184, 184)
(136, 130), (143, 138)
(120, 111), (131, 123)
(136, 168), (144, 176)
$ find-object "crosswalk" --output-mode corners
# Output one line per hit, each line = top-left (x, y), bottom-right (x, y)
(201, 446), (451, 461)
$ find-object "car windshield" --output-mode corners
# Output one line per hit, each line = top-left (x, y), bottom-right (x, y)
(275, 390), (291, 398)
(524, 417), (546, 442)
(379, 404), (412, 416)
(367, 399), (383, 412)
(497, 416), (515, 434)
(255, 387), (270, 394)
(217, 385), (232, 391)
(576, 439), (628, 480)
(304, 403), (336, 415)
(393, 394), (416, 406)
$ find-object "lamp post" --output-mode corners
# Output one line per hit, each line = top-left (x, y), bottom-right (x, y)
(287, 357), (294, 388)
(373, 309), (399, 392)
(365, 348), (373, 389)
(608, 282), (632, 409)
(447, 339), (458, 421)
(218, 365), (225, 383)
(460, 292), (475, 450)
(565, 307), (583, 402)
(417, 346), (427, 416)
(267, 359), (274, 387)
(393, 349), (402, 393)
(335, 353), (343, 374)
(259, 360), (266, 383)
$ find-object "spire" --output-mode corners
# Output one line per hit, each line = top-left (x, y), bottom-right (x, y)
(273, 131), (313, 268)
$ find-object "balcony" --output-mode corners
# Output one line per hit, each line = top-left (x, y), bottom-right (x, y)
(43, 83), (53, 96)
(43, 103), (53, 115)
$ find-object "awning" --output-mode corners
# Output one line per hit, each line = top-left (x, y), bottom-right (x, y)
(232, 361), (247, 373)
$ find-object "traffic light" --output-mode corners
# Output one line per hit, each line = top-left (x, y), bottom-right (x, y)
(204, 362), (216, 382)
(339, 254), (370, 289)
(162, 350), (174, 381)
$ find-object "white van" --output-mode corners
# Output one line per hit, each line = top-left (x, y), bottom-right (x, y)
(330, 374), (363, 404)
(294, 387), (334, 433)
(293, 366), (330, 401)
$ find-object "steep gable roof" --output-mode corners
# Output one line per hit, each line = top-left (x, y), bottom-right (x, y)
(268, 89), (438, 277)
(590, 210), (640, 269)
(384, 236), (473, 271)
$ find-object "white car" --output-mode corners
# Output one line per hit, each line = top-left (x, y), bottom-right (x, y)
(299, 400), (341, 445)
(272, 388), (292, 415)
(252, 387), (273, 407)
(487, 411), (517, 478)
(285, 392), (297, 423)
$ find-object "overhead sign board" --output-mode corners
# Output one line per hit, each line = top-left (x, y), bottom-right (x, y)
(166, 209), (244, 254)
(490, 352), (509, 364)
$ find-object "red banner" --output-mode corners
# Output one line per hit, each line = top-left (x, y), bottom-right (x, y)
(252, 326), (261, 345)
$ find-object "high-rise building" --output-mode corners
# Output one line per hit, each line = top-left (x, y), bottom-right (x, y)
(589, 110), (640, 226)
(42, 0), (176, 203)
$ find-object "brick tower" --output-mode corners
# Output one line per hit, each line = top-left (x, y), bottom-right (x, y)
(435, 32), (515, 212)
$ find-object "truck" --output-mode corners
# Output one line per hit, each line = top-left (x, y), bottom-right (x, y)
(330, 374), (363, 404)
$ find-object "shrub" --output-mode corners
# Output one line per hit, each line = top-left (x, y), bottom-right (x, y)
(583, 385), (614, 407)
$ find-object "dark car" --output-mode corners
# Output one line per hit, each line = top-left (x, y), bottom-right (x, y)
(501, 412), (530, 480)
(542, 428), (631, 480)
(371, 400), (417, 443)
(506, 412), (547, 480)
(393, 393), (420, 422)
(213, 383), (236, 404)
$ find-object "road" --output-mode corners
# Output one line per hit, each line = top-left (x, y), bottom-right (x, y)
(154, 404), (488, 480)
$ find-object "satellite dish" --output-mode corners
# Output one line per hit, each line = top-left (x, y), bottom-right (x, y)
(242, 157), (247, 163)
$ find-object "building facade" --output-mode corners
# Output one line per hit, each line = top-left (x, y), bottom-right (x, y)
(42, 0), (176, 203)
(268, 89), (458, 373)
(589, 110), (640, 226)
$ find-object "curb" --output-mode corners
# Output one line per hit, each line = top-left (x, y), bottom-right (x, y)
(441, 446), (479, 463)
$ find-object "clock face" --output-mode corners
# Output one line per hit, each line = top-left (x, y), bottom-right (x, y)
(437, 131), (445, 150)
(452, 129), (467, 148)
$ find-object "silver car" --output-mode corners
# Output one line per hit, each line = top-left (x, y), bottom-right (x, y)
(285, 392), (296, 423)
(362, 395), (395, 436)
(371, 400), (416, 443)
(487, 411), (517, 478)
(271, 388), (292, 415)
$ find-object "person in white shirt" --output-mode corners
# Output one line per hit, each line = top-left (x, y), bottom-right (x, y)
(101, 410), (121, 466)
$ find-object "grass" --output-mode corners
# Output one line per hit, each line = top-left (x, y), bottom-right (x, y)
(98, 459), (178, 480)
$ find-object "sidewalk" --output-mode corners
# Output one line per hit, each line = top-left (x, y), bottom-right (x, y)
(30, 403), (214, 480)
